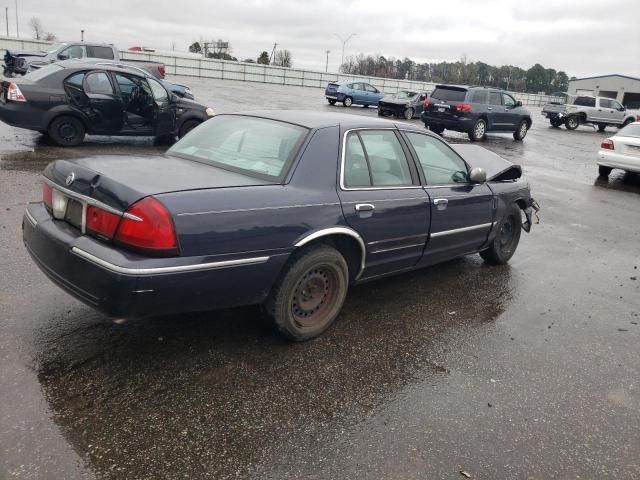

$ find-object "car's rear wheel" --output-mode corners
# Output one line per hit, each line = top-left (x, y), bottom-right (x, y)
(343, 96), (353, 107)
(48, 116), (85, 147)
(597, 125), (606, 132)
(178, 119), (201, 138)
(266, 245), (349, 341)
(598, 165), (612, 177)
(513, 120), (529, 141)
(429, 124), (445, 135)
(480, 204), (522, 265)
(469, 119), (486, 142)
(327, 99), (336, 105)
(550, 118), (562, 128)
(404, 107), (414, 120)
(565, 116), (580, 130)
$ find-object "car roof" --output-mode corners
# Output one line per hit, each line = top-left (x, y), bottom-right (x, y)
(224, 110), (431, 131)
(53, 60), (146, 76)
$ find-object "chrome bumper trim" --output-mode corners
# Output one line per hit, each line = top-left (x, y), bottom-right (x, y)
(24, 209), (38, 227)
(430, 222), (494, 238)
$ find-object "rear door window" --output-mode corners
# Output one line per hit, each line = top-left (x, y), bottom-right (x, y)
(489, 92), (502, 105)
(574, 96), (596, 107)
(61, 44), (87, 59)
(87, 45), (115, 59)
(470, 90), (488, 104)
(431, 87), (467, 102)
(343, 134), (371, 188)
(84, 72), (114, 95)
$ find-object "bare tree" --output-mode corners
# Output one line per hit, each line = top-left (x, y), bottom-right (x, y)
(28, 17), (44, 40)
(272, 49), (292, 68)
(44, 32), (57, 41)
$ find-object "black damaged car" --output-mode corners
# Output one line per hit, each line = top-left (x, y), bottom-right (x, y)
(378, 90), (429, 119)
(0, 61), (215, 146)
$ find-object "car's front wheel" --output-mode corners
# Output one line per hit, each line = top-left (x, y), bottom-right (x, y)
(513, 120), (529, 141)
(480, 204), (522, 265)
(178, 119), (201, 138)
(550, 118), (562, 128)
(343, 96), (353, 107)
(469, 118), (487, 142)
(598, 165), (612, 177)
(429, 124), (445, 135)
(327, 99), (336, 105)
(404, 107), (414, 120)
(620, 118), (633, 129)
(598, 125), (607, 132)
(48, 116), (86, 147)
(266, 245), (349, 341)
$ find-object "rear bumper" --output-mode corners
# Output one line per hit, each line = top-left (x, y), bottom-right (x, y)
(0, 101), (45, 130)
(597, 150), (640, 173)
(378, 103), (408, 114)
(23, 203), (288, 319)
(421, 112), (476, 131)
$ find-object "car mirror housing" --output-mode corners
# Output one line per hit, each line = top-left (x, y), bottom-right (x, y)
(469, 167), (487, 183)
(58, 53), (69, 61)
(515, 100), (523, 107)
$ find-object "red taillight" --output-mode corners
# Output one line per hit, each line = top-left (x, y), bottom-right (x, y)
(86, 205), (121, 239)
(601, 139), (614, 150)
(42, 182), (53, 209)
(114, 196), (178, 254)
(7, 82), (26, 102)
(423, 99), (433, 108)
(158, 65), (166, 78)
(455, 103), (472, 112)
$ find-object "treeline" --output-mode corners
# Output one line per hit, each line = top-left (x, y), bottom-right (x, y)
(340, 54), (570, 94)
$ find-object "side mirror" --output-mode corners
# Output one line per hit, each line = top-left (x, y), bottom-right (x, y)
(57, 53), (69, 61)
(171, 93), (179, 103)
(469, 167), (487, 183)
(515, 100), (523, 107)
(419, 94), (426, 101)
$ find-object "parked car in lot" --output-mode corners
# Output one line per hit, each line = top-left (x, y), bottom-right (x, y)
(421, 85), (532, 142)
(22, 110), (538, 341)
(542, 95), (638, 131)
(378, 90), (429, 119)
(325, 81), (384, 107)
(597, 121), (640, 177)
(0, 61), (214, 146)
(3, 41), (165, 79)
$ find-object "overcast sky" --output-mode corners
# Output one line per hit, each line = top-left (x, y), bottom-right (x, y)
(6, 0), (640, 77)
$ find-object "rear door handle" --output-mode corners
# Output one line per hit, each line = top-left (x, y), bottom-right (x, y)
(487, 107), (493, 110)
(355, 203), (375, 212)
(433, 198), (448, 211)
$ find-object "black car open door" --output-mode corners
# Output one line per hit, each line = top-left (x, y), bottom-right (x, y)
(146, 77), (176, 137)
(81, 70), (124, 133)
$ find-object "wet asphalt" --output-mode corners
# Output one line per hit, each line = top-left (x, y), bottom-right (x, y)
(0, 77), (639, 480)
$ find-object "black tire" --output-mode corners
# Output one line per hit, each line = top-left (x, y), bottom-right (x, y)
(480, 204), (522, 265)
(178, 119), (201, 138)
(363, 104), (369, 109)
(428, 124), (445, 135)
(513, 120), (529, 141)
(404, 107), (414, 120)
(377, 108), (384, 116)
(468, 118), (487, 142)
(265, 245), (349, 341)
(550, 118), (562, 128)
(598, 165), (612, 177)
(327, 99), (336, 105)
(597, 125), (606, 132)
(620, 118), (633, 129)
(565, 116), (580, 130)
(342, 96), (353, 107)
(48, 116), (85, 147)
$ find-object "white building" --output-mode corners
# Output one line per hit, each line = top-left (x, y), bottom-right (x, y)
(568, 74), (640, 108)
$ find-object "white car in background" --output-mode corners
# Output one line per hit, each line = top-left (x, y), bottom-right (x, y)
(597, 122), (640, 177)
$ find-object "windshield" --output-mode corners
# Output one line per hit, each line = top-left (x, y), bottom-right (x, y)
(617, 123), (640, 138)
(23, 63), (64, 81)
(45, 43), (65, 54)
(431, 87), (467, 102)
(393, 90), (417, 99)
(167, 115), (309, 180)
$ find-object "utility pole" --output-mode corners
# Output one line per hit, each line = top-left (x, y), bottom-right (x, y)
(80, 29), (84, 42)
(269, 43), (278, 65)
(14, 0), (18, 38)
(334, 33), (356, 69)
(5, 7), (8, 36)
(325, 50), (330, 72)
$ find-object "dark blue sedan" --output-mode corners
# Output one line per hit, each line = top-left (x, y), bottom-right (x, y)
(22, 111), (537, 341)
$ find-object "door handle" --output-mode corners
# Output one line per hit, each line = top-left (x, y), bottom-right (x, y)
(355, 203), (375, 212)
(433, 198), (448, 211)
(487, 107), (493, 110)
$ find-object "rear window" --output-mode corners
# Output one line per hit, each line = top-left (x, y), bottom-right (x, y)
(469, 90), (488, 104)
(167, 115), (309, 181)
(23, 64), (64, 81)
(87, 46), (115, 59)
(574, 96), (596, 107)
(431, 87), (467, 102)
(617, 123), (640, 137)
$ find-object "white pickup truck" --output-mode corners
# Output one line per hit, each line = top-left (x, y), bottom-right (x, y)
(542, 95), (639, 132)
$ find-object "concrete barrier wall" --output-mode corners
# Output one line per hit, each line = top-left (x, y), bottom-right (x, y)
(1, 36), (562, 106)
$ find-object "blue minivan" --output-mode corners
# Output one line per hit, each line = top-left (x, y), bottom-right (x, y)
(325, 81), (384, 108)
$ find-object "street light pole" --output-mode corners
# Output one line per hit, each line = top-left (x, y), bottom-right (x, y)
(5, 7), (9, 36)
(15, 0), (18, 38)
(335, 33), (357, 69)
(325, 50), (330, 72)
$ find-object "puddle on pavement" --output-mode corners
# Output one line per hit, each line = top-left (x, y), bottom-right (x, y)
(32, 256), (515, 479)
(594, 171), (640, 195)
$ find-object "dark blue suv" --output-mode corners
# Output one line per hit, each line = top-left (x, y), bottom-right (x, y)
(421, 85), (532, 141)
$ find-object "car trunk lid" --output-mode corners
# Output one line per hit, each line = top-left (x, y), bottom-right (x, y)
(426, 86), (468, 117)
